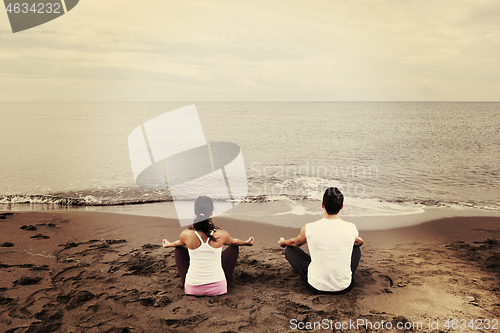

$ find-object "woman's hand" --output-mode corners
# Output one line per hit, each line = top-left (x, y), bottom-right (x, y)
(162, 231), (188, 248)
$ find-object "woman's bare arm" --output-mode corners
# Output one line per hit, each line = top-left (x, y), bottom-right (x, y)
(162, 230), (188, 248)
(219, 230), (254, 246)
(226, 236), (254, 246)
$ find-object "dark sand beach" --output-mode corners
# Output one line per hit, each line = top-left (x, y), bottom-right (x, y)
(1, 211), (499, 332)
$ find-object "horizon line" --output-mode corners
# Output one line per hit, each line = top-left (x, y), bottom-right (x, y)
(1, 100), (499, 103)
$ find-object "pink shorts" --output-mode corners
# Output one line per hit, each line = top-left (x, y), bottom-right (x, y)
(185, 279), (227, 296)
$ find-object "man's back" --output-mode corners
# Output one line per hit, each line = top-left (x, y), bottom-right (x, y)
(278, 187), (363, 294)
(306, 218), (358, 291)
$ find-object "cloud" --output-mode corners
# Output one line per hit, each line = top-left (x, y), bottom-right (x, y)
(1, 0), (499, 101)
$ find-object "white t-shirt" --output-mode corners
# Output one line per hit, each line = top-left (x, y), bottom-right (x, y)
(306, 218), (359, 291)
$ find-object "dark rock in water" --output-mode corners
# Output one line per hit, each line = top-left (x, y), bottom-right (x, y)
(1, 242), (14, 247)
(20, 225), (37, 231)
(13, 276), (43, 286)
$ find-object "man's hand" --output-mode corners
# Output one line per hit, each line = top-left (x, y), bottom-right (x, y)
(354, 237), (364, 247)
(278, 226), (307, 248)
(162, 239), (172, 248)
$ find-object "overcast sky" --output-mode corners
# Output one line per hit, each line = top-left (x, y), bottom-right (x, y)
(1, 0), (499, 101)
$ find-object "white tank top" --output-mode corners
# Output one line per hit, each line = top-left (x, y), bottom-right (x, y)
(185, 230), (226, 286)
(306, 218), (358, 291)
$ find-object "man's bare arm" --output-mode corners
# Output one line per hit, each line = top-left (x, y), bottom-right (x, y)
(278, 226), (307, 248)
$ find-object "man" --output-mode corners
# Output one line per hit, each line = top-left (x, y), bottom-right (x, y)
(278, 187), (364, 294)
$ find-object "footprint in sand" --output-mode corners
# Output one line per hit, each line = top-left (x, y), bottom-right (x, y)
(30, 234), (50, 239)
(13, 276), (43, 286)
(20, 225), (37, 231)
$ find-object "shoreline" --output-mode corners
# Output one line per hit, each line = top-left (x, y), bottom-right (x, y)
(1, 211), (499, 332)
(2, 201), (500, 231)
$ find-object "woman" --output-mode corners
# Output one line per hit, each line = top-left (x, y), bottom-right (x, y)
(162, 196), (254, 296)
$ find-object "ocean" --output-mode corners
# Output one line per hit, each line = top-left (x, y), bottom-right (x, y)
(1, 102), (499, 227)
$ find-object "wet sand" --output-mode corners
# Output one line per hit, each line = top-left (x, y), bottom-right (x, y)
(0, 211), (499, 332)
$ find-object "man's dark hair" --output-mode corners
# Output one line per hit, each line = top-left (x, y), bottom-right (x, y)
(322, 187), (344, 215)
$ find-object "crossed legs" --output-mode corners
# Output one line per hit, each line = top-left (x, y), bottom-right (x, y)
(174, 245), (361, 293)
